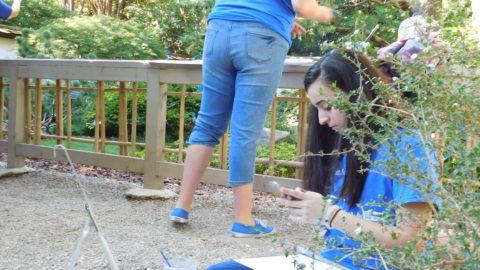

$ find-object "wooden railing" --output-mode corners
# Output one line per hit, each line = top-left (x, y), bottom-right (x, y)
(0, 58), (315, 192)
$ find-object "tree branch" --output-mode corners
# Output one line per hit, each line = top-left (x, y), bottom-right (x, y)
(335, 27), (389, 47)
(430, 260), (465, 268)
(340, 0), (410, 12)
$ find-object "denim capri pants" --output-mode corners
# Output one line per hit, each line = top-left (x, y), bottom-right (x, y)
(188, 19), (289, 186)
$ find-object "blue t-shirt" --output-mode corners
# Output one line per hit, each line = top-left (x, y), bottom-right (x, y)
(0, 0), (12, 20)
(320, 130), (440, 269)
(208, 0), (295, 46)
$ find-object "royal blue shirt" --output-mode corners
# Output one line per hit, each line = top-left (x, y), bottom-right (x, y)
(321, 130), (440, 269)
(0, 0), (12, 20)
(208, 0), (295, 46)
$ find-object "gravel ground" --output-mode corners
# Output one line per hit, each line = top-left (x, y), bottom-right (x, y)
(0, 163), (317, 270)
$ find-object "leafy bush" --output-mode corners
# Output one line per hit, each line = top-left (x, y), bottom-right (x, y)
(5, 0), (68, 30)
(165, 84), (201, 142)
(127, 0), (214, 58)
(290, 3), (409, 56)
(74, 83), (199, 144)
(290, 1), (480, 269)
(17, 15), (166, 59)
(125, 0), (406, 57)
(256, 141), (298, 177)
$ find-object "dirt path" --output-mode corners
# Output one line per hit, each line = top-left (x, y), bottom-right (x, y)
(0, 164), (316, 269)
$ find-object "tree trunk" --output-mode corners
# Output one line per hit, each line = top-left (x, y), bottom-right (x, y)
(78, 0), (84, 15)
(116, 0), (127, 18)
(106, 0), (113, 15)
(96, 0), (104, 14)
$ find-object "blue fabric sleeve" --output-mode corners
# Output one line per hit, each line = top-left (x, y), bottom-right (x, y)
(207, 260), (253, 270)
(391, 130), (441, 206)
(208, 0), (295, 45)
(0, 1), (12, 20)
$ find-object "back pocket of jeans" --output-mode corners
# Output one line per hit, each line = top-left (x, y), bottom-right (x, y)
(246, 32), (275, 62)
(203, 28), (218, 56)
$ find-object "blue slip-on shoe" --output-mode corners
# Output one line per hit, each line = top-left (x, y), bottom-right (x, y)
(170, 207), (189, 224)
(231, 219), (275, 238)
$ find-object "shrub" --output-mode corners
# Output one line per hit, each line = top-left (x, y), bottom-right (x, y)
(5, 0), (68, 30)
(291, 2), (480, 268)
(127, 0), (214, 58)
(17, 15), (166, 59)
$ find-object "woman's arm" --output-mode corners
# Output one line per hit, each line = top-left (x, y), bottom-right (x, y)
(280, 188), (433, 248)
(291, 0), (333, 23)
(331, 202), (433, 248)
(8, 0), (21, 19)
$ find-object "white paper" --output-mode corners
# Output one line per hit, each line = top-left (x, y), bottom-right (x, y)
(235, 254), (344, 270)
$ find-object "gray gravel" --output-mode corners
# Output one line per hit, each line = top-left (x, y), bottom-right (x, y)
(0, 164), (317, 270)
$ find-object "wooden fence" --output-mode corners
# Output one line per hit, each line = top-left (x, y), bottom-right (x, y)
(0, 59), (315, 192)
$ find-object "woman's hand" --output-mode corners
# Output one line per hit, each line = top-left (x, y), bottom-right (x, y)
(291, 0), (334, 23)
(280, 187), (328, 224)
(291, 19), (306, 39)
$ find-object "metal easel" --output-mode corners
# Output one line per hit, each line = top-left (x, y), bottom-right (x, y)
(53, 145), (119, 270)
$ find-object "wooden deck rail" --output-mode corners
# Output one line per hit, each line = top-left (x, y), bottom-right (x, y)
(0, 59), (315, 192)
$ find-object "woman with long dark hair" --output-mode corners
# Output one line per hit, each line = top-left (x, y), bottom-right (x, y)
(206, 50), (438, 270)
(280, 50), (439, 269)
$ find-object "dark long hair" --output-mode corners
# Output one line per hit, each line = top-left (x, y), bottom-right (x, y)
(303, 50), (390, 208)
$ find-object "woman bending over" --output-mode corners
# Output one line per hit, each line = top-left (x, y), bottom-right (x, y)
(280, 50), (439, 269)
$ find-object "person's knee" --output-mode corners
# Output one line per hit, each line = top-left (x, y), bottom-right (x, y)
(230, 126), (262, 147)
(188, 123), (226, 147)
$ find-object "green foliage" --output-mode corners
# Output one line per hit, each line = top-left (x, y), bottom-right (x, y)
(77, 83), (199, 143)
(265, 89), (302, 142)
(4, 0), (68, 30)
(70, 91), (96, 136)
(150, 139), (299, 178)
(40, 138), (120, 155)
(256, 141), (298, 177)
(83, 83), (200, 142)
(127, 0), (214, 57)
(290, 3), (409, 56)
(77, 84), (148, 138)
(165, 84), (201, 141)
(17, 16), (166, 59)
(293, 1), (480, 269)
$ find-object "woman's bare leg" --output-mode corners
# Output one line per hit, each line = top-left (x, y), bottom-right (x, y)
(176, 145), (214, 210)
(233, 183), (255, 225)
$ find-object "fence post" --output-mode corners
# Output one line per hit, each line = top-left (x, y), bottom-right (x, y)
(129, 82), (138, 157)
(34, 79), (42, 145)
(24, 79), (31, 144)
(178, 84), (186, 163)
(7, 69), (26, 168)
(66, 80), (72, 148)
(118, 81), (128, 156)
(55, 79), (64, 145)
(0, 77), (4, 139)
(296, 90), (308, 180)
(143, 69), (167, 190)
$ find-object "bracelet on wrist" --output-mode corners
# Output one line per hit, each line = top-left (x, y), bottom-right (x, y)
(328, 208), (342, 228)
(321, 205), (341, 229)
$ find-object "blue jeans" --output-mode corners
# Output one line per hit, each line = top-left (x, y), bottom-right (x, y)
(188, 19), (289, 186)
